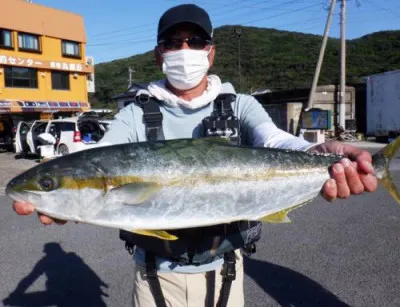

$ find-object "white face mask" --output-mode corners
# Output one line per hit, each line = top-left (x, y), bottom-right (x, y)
(162, 49), (211, 90)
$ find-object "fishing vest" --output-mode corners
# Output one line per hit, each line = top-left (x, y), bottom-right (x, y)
(119, 92), (262, 306)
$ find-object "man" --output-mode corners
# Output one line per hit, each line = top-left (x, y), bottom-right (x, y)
(13, 4), (378, 307)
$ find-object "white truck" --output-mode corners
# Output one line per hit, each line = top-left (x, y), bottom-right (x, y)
(366, 70), (400, 142)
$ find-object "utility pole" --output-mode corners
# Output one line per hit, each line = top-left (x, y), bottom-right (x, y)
(128, 66), (135, 89)
(306, 0), (337, 111)
(338, 0), (347, 129)
(233, 28), (242, 91)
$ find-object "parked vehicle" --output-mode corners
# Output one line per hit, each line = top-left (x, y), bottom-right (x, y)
(50, 115), (108, 156)
(366, 70), (400, 142)
(15, 113), (108, 157)
(15, 120), (49, 155)
(0, 114), (17, 151)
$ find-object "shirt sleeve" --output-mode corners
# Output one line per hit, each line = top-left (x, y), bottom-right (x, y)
(99, 106), (138, 145)
(237, 94), (312, 151)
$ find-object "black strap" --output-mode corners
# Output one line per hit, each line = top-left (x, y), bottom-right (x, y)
(136, 93), (239, 307)
(202, 93), (240, 144)
(206, 271), (216, 307)
(213, 94), (236, 117)
(135, 93), (165, 142)
(217, 252), (236, 307)
(145, 252), (168, 307)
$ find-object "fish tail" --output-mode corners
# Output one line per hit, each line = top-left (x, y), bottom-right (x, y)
(372, 136), (400, 205)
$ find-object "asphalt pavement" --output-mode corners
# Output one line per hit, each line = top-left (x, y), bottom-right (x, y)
(0, 143), (399, 307)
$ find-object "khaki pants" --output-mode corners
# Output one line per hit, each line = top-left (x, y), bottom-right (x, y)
(132, 250), (244, 307)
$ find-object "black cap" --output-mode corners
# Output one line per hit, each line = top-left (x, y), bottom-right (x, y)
(157, 4), (213, 41)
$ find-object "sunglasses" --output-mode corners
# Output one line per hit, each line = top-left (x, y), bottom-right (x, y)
(158, 36), (212, 51)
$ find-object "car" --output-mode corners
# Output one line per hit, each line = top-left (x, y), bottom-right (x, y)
(15, 120), (49, 156)
(0, 114), (17, 152)
(50, 115), (108, 156)
(15, 113), (109, 157)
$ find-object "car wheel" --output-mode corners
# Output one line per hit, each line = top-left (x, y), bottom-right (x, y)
(58, 144), (69, 156)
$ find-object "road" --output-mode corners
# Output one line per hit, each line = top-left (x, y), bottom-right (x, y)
(0, 143), (399, 307)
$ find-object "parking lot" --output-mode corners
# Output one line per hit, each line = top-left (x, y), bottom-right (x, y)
(0, 143), (399, 307)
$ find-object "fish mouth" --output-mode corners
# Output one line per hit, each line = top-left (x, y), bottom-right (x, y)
(5, 189), (26, 203)
(6, 178), (44, 202)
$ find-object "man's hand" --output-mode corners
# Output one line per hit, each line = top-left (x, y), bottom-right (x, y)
(308, 141), (378, 201)
(13, 201), (67, 225)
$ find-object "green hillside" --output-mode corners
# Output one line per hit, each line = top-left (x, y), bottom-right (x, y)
(91, 26), (400, 107)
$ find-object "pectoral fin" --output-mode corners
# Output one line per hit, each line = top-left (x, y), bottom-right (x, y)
(132, 230), (178, 240)
(260, 210), (292, 223)
(259, 200), (312, 223)
(107, 182), (161, 205)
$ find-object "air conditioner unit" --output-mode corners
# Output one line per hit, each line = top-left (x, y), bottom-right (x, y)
(85, 56), (94, 66)
(303, 130), (325, 144)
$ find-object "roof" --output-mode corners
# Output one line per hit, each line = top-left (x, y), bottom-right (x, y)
(363, 69), (400, 79)
(112, 82), (149, 100)
(250, 89), (272, 95)
(1, 0), (87, 42)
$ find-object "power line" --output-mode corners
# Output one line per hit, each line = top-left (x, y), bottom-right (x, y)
(88, 0), (311, 46)
(212, 0), (308, 24)
(367, 0), (400, 18)
(88, 0), (310, 43)
(88, 0), (244, 38)
(242, 3), (323, 26)
(90, 0), (399, 62)
(88, 38), (155, 47)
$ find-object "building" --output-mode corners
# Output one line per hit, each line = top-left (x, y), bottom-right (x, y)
(0, 0), (95, 120)
(112, 83), (149, 111)
(252, 84), (356, 136)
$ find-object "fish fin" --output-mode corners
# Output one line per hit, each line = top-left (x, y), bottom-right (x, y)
(260, 210), (292, 223)
(381, 174), (400, 205)
(132, 230), (178, 241)
(373, 136), (400, 205)
(259, 200), (312, 223)
(108, 182), (161, 205)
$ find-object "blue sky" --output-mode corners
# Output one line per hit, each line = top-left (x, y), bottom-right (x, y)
(33, 0), (400, 64)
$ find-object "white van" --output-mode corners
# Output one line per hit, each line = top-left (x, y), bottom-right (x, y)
(15, 114), (109, 157)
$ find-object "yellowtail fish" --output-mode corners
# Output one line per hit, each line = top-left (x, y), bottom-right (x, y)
(6, 137), (400, 240)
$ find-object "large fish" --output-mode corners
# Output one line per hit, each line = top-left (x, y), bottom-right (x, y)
(6, 137), (400, 240)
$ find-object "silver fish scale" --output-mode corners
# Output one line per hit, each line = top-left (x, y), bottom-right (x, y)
(6, 139), (345, 230)
(84, 140), (342, 180)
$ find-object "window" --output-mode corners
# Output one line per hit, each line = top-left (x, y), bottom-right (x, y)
(5, 66), (38, 88)
(32, 122), (48, 134)
(62, 40), (80, 58)
(51, 71), (70, 90)
(60, 122), (76, 131)
(0, 29), (13, 49)
(49, 122), (75, 139)
(18, 33), (40, 52)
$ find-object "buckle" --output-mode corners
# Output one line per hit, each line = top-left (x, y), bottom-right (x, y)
(143, 112), (163, 124)
(223, 260), (236, 281)
(136, 93), (150, 105)
(145, 268), (158, 278)
(243, 243), (256, 256)
(222, 253), (236, 281)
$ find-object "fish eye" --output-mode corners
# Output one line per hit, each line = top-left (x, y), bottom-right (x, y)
(38, 176), (57, 192)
